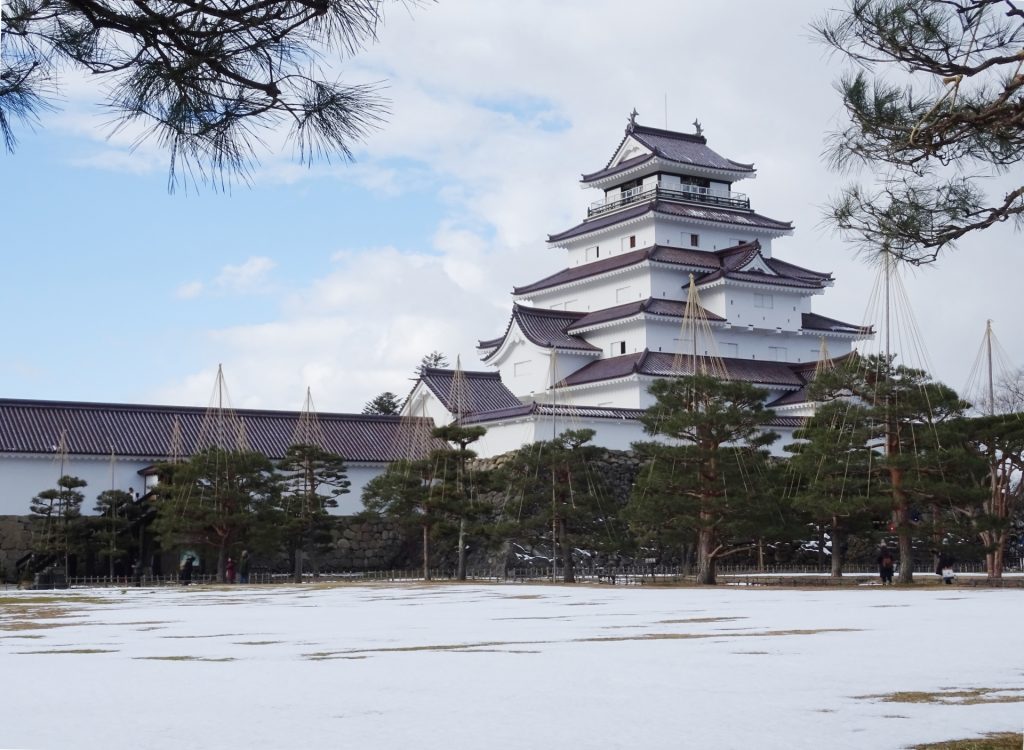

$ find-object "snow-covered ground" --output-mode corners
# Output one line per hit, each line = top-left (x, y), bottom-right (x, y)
(1, 584), (1021, 750)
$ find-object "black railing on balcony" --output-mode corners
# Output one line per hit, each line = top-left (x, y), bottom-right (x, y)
(587, 185), (750, 218)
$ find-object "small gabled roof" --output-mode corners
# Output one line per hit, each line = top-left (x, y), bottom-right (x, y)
(548, 200), (791, 244)
(582, 123), (754, 183)
(418, 368), (523, 415)
(559, 351), (806, 389)
(566, 298), (724, 332)
(479, 304), (601, 361)
(693, 241), (833, 291)
(801, 312), (873, 336)
(0, 399), (429, 462)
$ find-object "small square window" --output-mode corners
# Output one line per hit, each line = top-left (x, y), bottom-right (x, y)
(690, 234), (700, 247)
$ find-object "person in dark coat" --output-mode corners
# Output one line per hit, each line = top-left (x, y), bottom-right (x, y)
(877, 545), (895, 585)
(180, 555), (195, 585)
(225, 557), (236, 584)
(937, 551), (955, 584)
(238, 550), (250, 585)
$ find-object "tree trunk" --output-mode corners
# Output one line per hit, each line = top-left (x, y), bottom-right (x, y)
(817, 525), (826, 573)
(422, 523), (431, 581)
(217, 542), (228, 583)
(830, 517), (843, 579)
(560, 518), (574, 583)
(456, 518), (467, 581)
(696, 526), (716, 585)
(293, 544), (303, 584)
(888, 434), (913, 583)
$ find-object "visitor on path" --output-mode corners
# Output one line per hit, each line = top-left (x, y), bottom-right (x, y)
(226, 557), (236, 584)
(239, 551), (250, 584)
(937, 552), (955, 584)
(877, 545), (895, 585)
(180, 555), (195, 585)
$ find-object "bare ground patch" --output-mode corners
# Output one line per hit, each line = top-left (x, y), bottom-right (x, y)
(134, 656), (236, 662)
(859, 688), (1024, 706)
(16, 648), (117, 654)
(910, 733), (1023, 749)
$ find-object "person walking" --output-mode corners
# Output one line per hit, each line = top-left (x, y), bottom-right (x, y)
(238, 550), (250, 585)
(180, 555), (195, 586)
(938, 551), (956, 584)
(877, 545), (895, 585)
(226, 557), (236, 584)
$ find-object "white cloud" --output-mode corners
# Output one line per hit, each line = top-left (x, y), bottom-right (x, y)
(175, 281), (204, 299)
(215, 256), (276, 291)
(56, 0), (1020, 412)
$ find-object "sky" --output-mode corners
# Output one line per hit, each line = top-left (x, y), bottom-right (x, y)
(2, 0), (1022, 414)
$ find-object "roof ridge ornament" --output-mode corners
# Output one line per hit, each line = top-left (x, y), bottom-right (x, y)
(693, 118), (703, 137)
(627, 108), (639, 133)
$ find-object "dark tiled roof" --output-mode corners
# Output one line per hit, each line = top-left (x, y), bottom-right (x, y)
(560, 351), (806, 388)
(514, 243), (737, 297)
(765, 257), (833, 283)
(548, 200), (791, 243)
(581, 124), (754, 183)
(480, 305), (601, 361)
(802, 312), (873, 335)
(567, 298), (724, 331)
(766, 388), (811, 408)
(653, 201), (792, 232)
(580, 153), (655, 182)
(0, 399), (431, 462)
(697, 268), (828, 290)
(548, 202), (652, 243)
(419, 369), (523, 416)
(461, 402), (646, 426)
(514, 248), (651, 295)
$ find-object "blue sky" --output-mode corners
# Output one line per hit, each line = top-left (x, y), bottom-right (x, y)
(2, 1), (1021, 413)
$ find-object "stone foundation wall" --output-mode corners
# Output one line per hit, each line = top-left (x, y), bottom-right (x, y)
(317, 518), (410, 571)
(0, 516), (33, 581)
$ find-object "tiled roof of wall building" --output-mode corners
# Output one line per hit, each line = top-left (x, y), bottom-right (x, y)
(559, 351), (807, 388)
(418, 369), (523, 415)
(0, 399), (432, 462)
(548, 200), (792, 244)
(479, 305), (601, 361)
(566, 298), (724, 331)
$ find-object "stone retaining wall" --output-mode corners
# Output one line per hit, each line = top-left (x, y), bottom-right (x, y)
(0, 516), (32, 580)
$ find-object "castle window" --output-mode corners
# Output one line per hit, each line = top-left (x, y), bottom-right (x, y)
(690, 233), (700, 247)
(513, 360), (531, 377)
(610, 341), (626, 356)
(720, 342), (738, 357)
(615, 286), (632, 303)
(754, 293), (774, 309)
(629, 235), (637, 248)
(768, 346), (788, 362)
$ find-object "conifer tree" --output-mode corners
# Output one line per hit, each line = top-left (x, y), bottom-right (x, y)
(630, 376), (780, 585)
(276, 444), (349, 583)
(815, 0), (1024, 264)
(93, 489), (139, 578)
(786, 400), (881, 577)
(502, 429), (621, 583)
(152, 448), (276, 582)
(30, 475), (87, 572)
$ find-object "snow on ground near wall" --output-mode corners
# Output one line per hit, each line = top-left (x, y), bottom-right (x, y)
(1, 584), (1022, 750)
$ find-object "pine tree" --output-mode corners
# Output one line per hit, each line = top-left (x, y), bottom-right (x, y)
(502, 429), (621, 583)
(815, 0), (1024, 264)
(152, 448), (276, 582)
(362, 392), (402, 416)
(276, 444), (349, 583)
(30, 475), (87, 573)
(630, 376), (780, 585)
(786, 400), (882, 577)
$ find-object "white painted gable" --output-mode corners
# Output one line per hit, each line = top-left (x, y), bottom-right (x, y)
(609, 136), (652, 168)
